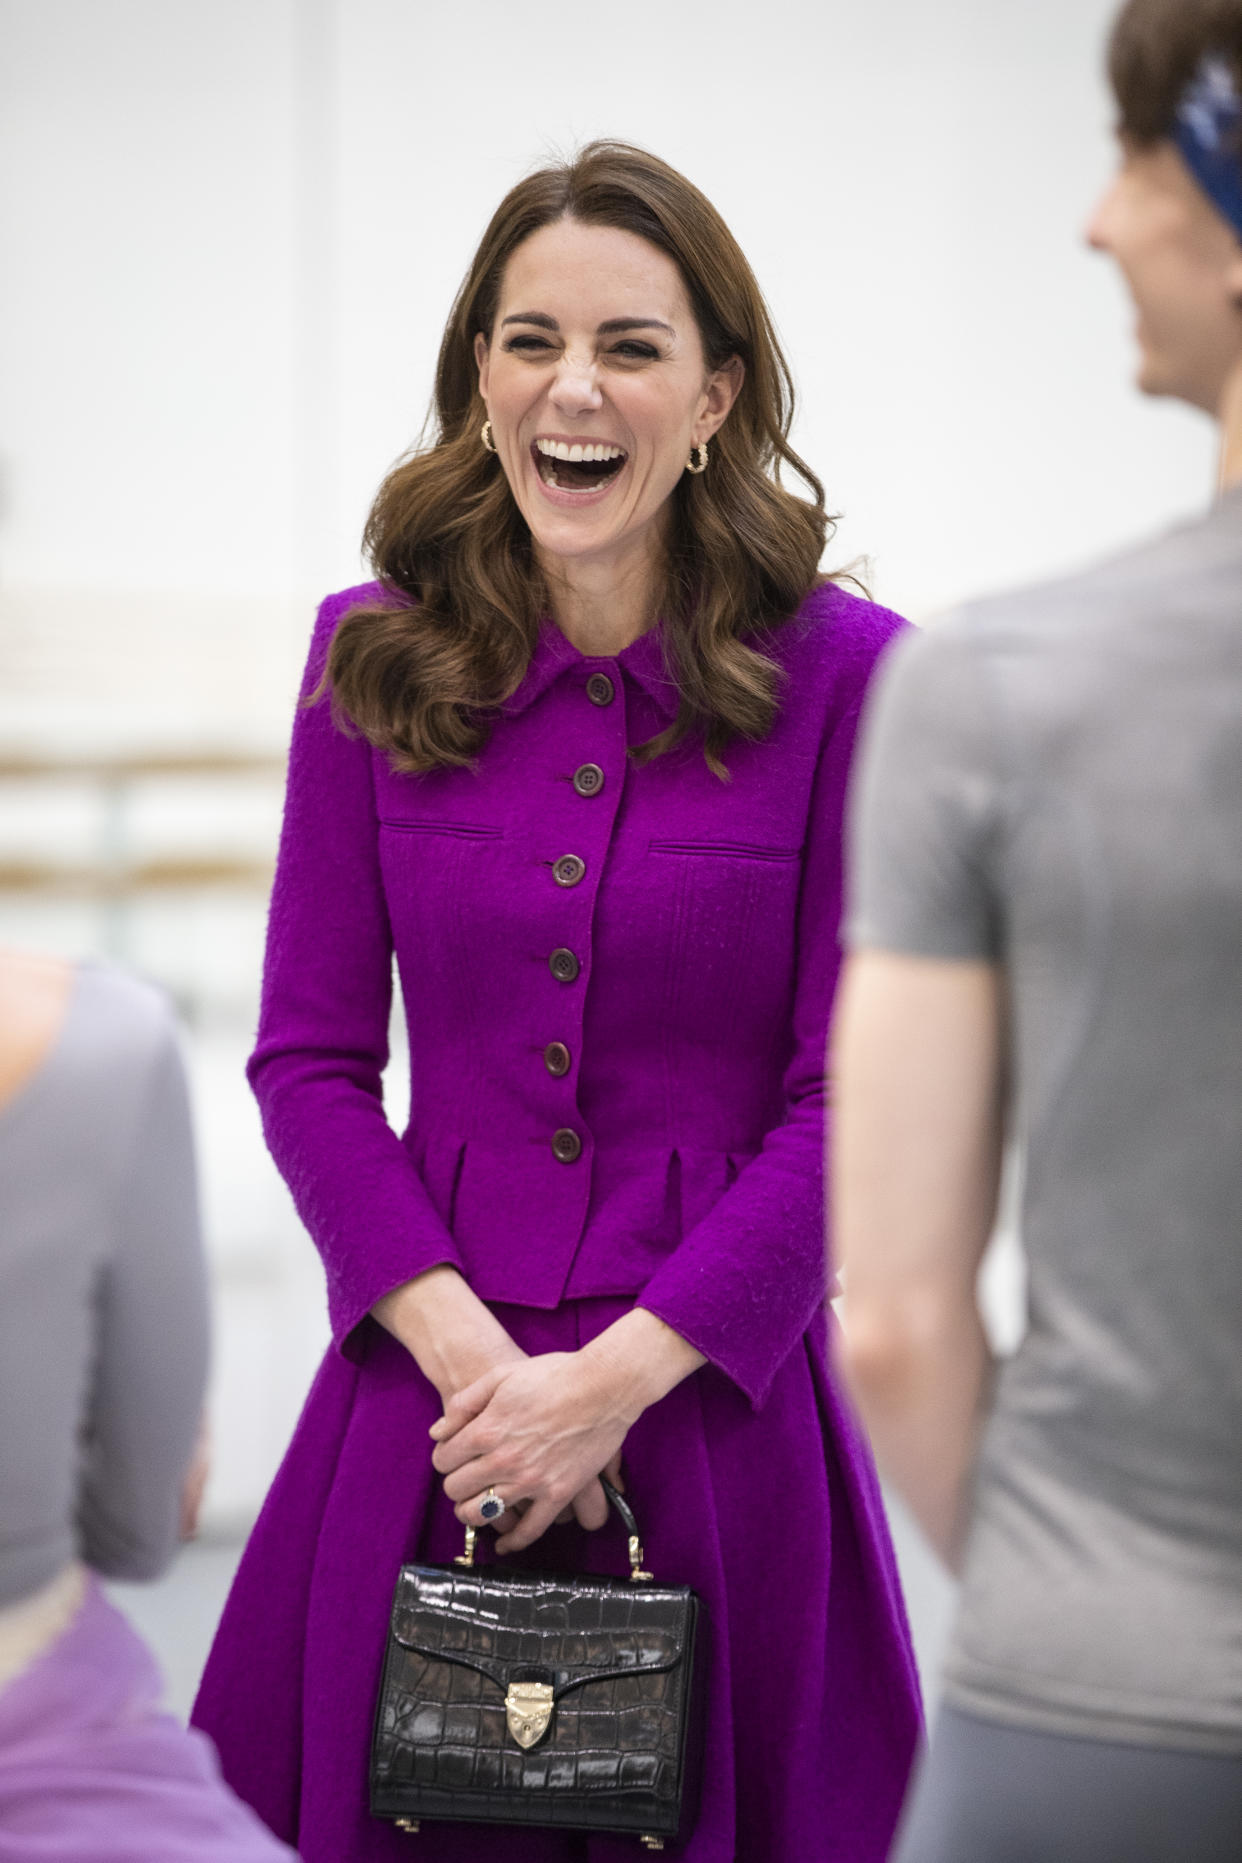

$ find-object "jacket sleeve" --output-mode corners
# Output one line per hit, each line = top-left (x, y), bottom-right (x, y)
(637, 635), (899, 1412)
(248, 591), (464, 1358)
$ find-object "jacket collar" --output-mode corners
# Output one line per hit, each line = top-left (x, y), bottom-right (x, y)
(499, 620), (680, 722)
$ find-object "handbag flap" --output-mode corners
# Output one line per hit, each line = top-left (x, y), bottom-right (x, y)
(391, 1564), (691, 1698)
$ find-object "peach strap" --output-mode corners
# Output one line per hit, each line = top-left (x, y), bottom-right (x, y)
(0, 1562), (86, 1691)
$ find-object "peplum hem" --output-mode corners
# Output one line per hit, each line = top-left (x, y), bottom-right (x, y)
(409, 1135), (762, 1307)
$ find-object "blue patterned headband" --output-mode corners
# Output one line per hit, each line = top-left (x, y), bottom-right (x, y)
(1174, 53), (1242, 240)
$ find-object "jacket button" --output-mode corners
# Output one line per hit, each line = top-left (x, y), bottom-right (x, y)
(572, 763), (604, 798)
(586, 673), (614, 706)
(552, 1127), (582, 1164)
(553, 854), (586, 887)
(549, 948), (580, 983)
(543, 1041), (571, 1076)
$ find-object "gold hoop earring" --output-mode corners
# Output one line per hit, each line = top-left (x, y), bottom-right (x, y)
(685, 442), (709, 475)
(481, 419), (497, 454)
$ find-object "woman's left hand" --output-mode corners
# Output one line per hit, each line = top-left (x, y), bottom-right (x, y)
(430, 1349), (635, 1553)
(431, 1310), (706, 1553)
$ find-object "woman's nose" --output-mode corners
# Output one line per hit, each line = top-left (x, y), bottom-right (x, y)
(549, 351), (603, 414)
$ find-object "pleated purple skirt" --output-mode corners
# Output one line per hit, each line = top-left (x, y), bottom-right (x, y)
(193, 1300), (921, 1861)
(0, 1573), (295, 1861)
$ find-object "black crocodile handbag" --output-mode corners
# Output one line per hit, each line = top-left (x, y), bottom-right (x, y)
(369, 1479), (701, 1850)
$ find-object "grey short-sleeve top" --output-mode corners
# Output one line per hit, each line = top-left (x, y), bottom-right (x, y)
(0, 962), (208, 1606)
(847, 490), (1242, 1754)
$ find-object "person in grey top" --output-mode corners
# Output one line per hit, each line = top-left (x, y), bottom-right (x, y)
(0, 955), (208, 1607)
(834, 2), (1242, 1858)
(0, 950), (294, 1858)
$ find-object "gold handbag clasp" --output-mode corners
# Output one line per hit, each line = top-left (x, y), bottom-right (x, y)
(628, 1533), (653, 1584)
(505, 1680), (554, 1749)
(453, 1526), (476, 1568)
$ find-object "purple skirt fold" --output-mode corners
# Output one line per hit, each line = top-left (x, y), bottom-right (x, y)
(0, 1574), (296, 1861)
(194, 1299), (921, 1861)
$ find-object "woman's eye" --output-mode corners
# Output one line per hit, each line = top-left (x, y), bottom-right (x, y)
(504, 335), (554, 353)
(611, 341), (659, 360)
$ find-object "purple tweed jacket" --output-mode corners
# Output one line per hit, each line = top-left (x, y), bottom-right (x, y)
(250, 581), (905, 1409)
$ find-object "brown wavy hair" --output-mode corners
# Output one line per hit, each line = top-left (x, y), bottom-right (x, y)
(324, 140), (835, 777)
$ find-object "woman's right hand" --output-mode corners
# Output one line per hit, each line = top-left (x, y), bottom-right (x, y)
(372, 1265), (526, 1412)
(373, 1266), (536, 1535)
(372, 1268), (617, 1537)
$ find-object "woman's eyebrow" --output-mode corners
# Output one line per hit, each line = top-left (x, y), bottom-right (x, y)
(498, 312), (675, 336)
(597, 318), (674, 336)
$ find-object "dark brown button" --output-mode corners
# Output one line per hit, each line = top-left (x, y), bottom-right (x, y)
(572, 763), (605, 798)
(549, 948), (580, 983)
(553, 854), (586, 887)
(543, 1041), (571, 1077)
(552, 1127), (582, 1164)
(586, 673), (614, 706)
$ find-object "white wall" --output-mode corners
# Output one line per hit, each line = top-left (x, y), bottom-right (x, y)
(325, 0), (1217, 617)
(1, 0), (1217, 629)
(0, 0), (1219, 1529)
(0, 1), (298, 598)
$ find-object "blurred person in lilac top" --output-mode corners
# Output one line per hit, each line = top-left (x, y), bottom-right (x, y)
(192, 141), (920, 1861)
(0, 951), (295, 1862)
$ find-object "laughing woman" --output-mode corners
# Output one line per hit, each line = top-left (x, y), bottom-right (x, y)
(192, 142), (920, 1861)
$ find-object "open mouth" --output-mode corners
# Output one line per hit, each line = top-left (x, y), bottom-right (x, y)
(532, 438), (627, 494)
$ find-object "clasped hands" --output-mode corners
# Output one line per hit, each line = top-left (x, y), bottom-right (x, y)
(373, 1268), (706, 1556)
(430, 1348), (634, 1554)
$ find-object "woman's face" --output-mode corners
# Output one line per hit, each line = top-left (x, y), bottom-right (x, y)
(475, 217), (741, 585)
(1086, 138), (1242, 413)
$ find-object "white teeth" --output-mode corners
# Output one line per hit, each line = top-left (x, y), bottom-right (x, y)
(534, 438), (624, 463)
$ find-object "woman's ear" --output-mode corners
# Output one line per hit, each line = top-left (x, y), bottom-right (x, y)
(694, 355), (745, 445)
(474, 330), (491, 400)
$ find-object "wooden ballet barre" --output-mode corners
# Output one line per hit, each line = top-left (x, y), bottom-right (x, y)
(0, 751), (285, 781)
(0, 856), (274, 897)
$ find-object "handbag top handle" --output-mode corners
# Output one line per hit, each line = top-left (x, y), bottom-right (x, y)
(454, 1475), (654, 1584)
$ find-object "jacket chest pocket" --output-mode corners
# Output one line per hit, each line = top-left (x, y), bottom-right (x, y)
(644, 839), (802, 1033)
(648, 839), (801, 864)
(378, 823), (510, 1012)
(379, 819), (504, 841)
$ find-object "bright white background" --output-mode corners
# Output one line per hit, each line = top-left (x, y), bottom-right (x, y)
(0, 0), (1218, 626)
(0, 0), (1220, 1708)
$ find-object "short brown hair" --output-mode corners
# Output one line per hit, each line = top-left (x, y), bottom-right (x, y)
(1109, 0), (1242, 144)
(324, 141), (835, 778)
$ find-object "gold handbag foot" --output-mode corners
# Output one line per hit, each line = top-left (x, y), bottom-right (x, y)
(640, 1840), (664, 1851)
(394, 1819), (420, 1833)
